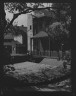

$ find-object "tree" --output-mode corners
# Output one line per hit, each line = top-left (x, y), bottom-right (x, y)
(4, 3), (53, 30)
(5, 25), (25, 36)
(52, 3), (71, 22)
(48, 22), (69, 50)
(5, 3), (45, 13)
(52, 3), (71, 38)
(0, 3), (7, 66)
(0, 2), (8, 95)
(47, 3), (71, 50)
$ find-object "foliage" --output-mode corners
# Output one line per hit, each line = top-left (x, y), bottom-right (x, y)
(46, 3), (71, 47)
(4, 2), (27, 13)
(48, 22), (69, 43)
(4, 3), (44, 13)
(52, 3), (71, 31)
(29, 3), (44, 8)
(5, 25), (24, 36)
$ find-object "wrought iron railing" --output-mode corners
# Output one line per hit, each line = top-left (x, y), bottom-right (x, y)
(31, 50), (59, 57)
(31, 50), (71, 60)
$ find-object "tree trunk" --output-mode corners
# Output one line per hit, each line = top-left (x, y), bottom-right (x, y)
(0, 2), (7, 69)
(0, 2), (7, 93)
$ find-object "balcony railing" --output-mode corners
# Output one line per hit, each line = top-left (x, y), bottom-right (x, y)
(31, 50), (59, 57)
(31, 50), (71, 60)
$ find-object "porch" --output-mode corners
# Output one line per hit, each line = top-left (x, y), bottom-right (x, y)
(30, 31), (62, 59)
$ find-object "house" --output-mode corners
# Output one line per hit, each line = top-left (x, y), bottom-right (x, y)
(26, 10), (54, 53)
(30, 9), (59, 57)
(4, 26), (27, 55)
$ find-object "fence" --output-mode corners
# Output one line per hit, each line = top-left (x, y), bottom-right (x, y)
(31, 50), (71, 59)
(31, 50), (58, 57)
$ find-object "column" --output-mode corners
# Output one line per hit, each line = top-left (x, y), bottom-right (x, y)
(49, 37), (50, 56)
(30, 38), (32, 53)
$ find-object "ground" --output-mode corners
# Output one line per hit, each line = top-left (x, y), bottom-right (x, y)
(3, 58), (71, 94)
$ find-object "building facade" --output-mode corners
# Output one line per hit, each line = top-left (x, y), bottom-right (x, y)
(27, 14), (33, 51)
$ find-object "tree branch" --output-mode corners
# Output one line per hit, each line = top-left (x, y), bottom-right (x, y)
(5, 7), (54, 30)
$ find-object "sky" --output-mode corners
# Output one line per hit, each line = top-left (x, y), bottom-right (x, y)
(5, 3), (52, 27)
(5, 10), (28, 26)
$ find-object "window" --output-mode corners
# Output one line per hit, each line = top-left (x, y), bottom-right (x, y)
(30, 25), (32, 30)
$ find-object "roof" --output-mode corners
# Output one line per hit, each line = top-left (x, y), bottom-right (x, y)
(31, 31), (48, 38)
(4, 40), (21, 45)
(34, 9), (54, 18)
(18, 26), (27, 33)
(4, 33), (14, 39)
(12, 41), (21, 44)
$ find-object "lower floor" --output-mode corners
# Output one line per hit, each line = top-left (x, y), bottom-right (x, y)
(4, 44), (27, 55)
(30, 37), (70, 58)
